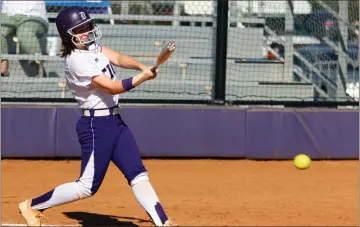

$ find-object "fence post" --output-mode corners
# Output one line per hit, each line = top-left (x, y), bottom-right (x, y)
(337, 0), (349, 100)
(173, 2), (180, 26)
(214, 0), (229, 104)
(284, 0), (294, 82)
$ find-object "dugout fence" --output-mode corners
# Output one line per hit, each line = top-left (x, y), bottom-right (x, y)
(1, 0), (359, 107)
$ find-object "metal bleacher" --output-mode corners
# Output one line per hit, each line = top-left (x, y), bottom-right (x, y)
(2, 1), (314, 101)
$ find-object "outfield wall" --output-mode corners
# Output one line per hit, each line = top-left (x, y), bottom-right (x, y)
(1, 105), (358, 159)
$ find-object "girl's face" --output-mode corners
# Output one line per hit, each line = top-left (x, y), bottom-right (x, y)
(71, 22), (95, 46)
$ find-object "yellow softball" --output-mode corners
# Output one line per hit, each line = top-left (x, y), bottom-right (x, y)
(294, 154), (311, 170)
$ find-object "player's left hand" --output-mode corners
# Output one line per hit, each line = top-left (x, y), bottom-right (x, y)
(142, 66), (159, 81)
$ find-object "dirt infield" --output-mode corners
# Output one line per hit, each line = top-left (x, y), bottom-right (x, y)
(2, 159), (358, 226)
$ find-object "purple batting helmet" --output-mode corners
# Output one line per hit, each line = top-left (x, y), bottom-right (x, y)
(56, 6), (102, 45)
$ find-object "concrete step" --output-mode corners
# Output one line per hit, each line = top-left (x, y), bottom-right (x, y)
(7, 58), (285, 83)
(1, 77), (213, 100)
(226, 82), (314, 101)
(45, 24), (265, 58)
(227, 61), (285, 82)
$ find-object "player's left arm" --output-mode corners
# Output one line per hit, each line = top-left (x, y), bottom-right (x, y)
(101, 46), (147, 71)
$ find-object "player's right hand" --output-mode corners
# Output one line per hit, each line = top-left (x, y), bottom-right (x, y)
(142, 66), (159, 81)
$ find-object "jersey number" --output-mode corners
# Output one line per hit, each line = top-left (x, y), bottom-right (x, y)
(102, 64), (116, 80)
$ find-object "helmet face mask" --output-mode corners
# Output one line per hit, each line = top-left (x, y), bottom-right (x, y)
(68, 19), (102, 46)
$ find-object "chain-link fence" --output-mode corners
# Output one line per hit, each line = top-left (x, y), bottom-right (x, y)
(1, 0), (359, 105)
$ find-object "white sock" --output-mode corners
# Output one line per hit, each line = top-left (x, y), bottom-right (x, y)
(31, 182), (81, 210)
(132, 180), (169, 226)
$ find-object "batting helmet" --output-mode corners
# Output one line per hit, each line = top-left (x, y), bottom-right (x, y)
(56, 6), (102, 45)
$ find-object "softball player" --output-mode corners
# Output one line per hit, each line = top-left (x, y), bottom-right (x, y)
(18, 6), (175, 227)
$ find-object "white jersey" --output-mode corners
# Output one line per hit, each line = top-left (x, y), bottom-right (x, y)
(65, 43), (119, 109)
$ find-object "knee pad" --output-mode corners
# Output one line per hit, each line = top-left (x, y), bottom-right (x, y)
(130, 172), (149, 187)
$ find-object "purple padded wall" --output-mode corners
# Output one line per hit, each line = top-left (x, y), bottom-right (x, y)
(46, 107), (247, 157)
(1, 107), (57, 157)
(120, 107), (247, 157)
(246, 109), (358, 159)
(55, 107), (82, 157)
(1, 105), (358, 159)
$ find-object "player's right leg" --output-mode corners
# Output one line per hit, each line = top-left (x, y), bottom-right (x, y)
(18, 116), (115, 226)
(111, 116), (176, 226)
